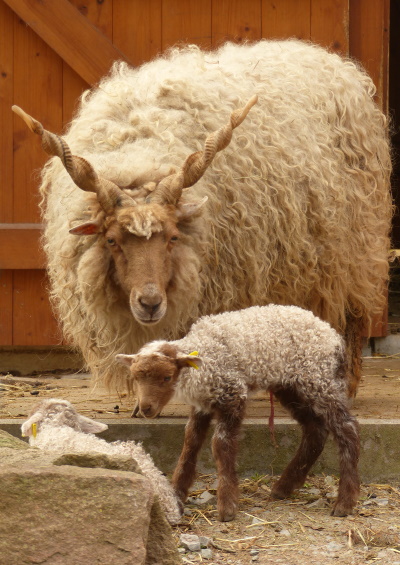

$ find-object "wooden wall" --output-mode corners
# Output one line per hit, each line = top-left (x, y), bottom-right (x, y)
(0, 0), (390, 346)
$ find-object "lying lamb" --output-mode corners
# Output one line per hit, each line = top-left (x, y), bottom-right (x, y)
(21, 398), (182, 524)
(116, 304), (360, 522)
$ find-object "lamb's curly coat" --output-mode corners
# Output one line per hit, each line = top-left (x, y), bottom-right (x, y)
(118, 305), (360, 521)
(21, 399), (181, 525)
(38, 40), (391, 389)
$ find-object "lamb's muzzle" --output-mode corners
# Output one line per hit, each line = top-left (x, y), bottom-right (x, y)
(117, 305), (361, 521)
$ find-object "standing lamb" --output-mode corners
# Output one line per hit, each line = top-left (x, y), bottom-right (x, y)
(13, 40), (391, 397)
(117, 305), (360, 522)
(21, 398), (182, 525)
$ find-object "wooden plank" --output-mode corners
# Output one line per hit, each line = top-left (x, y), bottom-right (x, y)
(162, 0), (212, 50)
(113, 0), (162, 66)
(63, 0), (113, 129)
(311, 0), (349, 55)
(13, 270), (60, 346)
(13, 14), (63, 223)
(349, 0), (389, 111)
(0, 270), (13, 346)
(212, 0), (262, 47)
(0, 1), (14, 223)
(4, 0), (132, 86)
(262, 0), (311, 40)
(0, 225), (45, 269)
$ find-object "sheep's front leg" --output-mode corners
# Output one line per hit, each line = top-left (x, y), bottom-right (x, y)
(172, 408), (212, 503)
(212, 405), (245, 522)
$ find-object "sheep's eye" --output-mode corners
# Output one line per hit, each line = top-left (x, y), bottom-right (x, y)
(164, 376), (171, 382)
(107, 238), (116, 246)
(170, 236), (178, 243)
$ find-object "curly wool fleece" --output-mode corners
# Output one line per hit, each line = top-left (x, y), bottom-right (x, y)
(21, 399), (181, 525)
(167, 305), (346, 412)
(38, 40), (391, 389)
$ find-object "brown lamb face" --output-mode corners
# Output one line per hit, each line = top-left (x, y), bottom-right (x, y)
(116, 343), (202, 417)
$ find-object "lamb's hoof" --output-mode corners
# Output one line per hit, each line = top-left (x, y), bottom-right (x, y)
(218, 509), (236, 522)
(270, 486), (291, 500)
(218, 502), (237, 522)
(330, 502), (353, 517)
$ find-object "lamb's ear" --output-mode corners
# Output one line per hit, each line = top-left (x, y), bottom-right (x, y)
(21, 414), (41, 437)
(116, 353), (138, 367)
(77, 414), (108, 434)
(176, 352), (203, 370)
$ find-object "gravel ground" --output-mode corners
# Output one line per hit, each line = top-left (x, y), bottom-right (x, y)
(173, 474), (400, 565)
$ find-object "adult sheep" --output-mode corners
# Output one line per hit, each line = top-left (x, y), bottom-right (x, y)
(13, 40), (391, 395)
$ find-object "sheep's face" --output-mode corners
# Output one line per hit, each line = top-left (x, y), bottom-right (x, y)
(13, 99), (255, 327)
(21, 398), (108, 437)
(104, 206), (180, 325)
(117, 342), (202, 418)
(71, 200), (206, 326)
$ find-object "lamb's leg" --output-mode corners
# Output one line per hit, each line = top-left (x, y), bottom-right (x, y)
(271, 388), (328, 499)
(328, 406), (360, 516)
(172, 408), (212, 503)
(212, 406), (245, 522)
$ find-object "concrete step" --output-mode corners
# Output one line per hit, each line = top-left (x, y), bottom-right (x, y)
(2, 417), (400, 483)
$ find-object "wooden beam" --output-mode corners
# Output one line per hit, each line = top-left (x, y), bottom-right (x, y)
(0, 224), (45, 269)
(3, 0), (133, 85)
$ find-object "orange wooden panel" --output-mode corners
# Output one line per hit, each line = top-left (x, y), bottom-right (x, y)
(13, 15), (63, 223)
(0, 1), (14, 223)
(311, 0), (349, 55)
(349, 0), (389, 111)
(212, 0), (262, 47)
(0, 225), (45, 269)
(63, 0), (113, 128)
(262, 0), (311, 40)
(162, 0), (212, 50)
(13, 270), (60, 346)
(0, 270), (13, 346)
(4, 0), (132, 86)
(113, 0), (162, 66)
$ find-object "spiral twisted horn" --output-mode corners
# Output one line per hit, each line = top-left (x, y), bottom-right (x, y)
(12, 105), (134, 214)
(150, 95), (258, 205)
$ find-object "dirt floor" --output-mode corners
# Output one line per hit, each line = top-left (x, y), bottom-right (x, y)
(173, 473), (400, 564)
(1, 355), (400, 420)
(1, 356), (400, 564)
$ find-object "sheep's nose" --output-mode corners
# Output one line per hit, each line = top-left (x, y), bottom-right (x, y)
(139, 297), (161, 315)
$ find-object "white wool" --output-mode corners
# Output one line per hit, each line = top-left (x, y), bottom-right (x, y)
(38, 40), (391, 391)
(169, 305), (346, 413)
(23, 400), (181, 525)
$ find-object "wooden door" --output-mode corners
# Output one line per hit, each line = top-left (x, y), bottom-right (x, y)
(0, 0), (390, 346)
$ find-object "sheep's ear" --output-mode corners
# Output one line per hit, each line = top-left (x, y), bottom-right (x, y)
(116, 353), (138, 367)
(77, 414), (108, 434)
(176, 196), (208, 220)
(176, 352), (203, 370)
(21, 417), (36, 437)
(69, 222), (102, 236)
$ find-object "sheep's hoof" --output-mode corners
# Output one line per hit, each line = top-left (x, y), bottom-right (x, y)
(330, 501), (353, 517)
(218, 509), (236, 522)
(218, 501), (237, 522)
(270, 485), (291, 500)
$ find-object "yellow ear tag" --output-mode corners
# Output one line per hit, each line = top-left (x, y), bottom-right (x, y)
(32, 423), (37, 438)
(187, 351), (199, 370)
